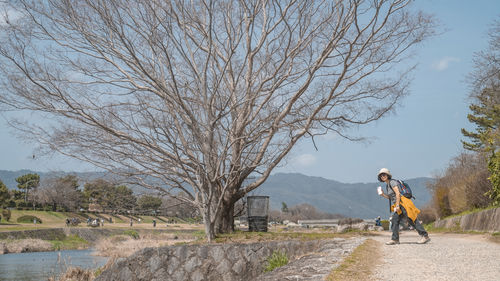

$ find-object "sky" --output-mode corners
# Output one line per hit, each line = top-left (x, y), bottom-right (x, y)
(1, 0), (499, 183)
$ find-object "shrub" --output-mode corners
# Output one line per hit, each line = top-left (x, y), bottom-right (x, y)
(418, 207), (437, 224)
(263, 251), (288, 272)
(2, 208), (11, 221)
(123, 230), (139, 239)
(338, 218), (363, 225)
(17, 215), (42, 224)
(380, 220), (390, 230)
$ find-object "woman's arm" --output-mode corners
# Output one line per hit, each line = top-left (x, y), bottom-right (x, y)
(392, 185), (401, 211)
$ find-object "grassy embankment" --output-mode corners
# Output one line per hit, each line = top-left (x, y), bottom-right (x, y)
(422, 206), (500, 244)
(0, 210), (203, 253)
(0, 209), (196, 229)
(326, 239), (381, 281)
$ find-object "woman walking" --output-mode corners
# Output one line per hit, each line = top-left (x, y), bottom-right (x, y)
(377, 168), (430, 245)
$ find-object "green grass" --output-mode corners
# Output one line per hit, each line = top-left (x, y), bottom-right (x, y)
(190, 230), (206, 240)
(263, 250), (288, 272)
(50, 234), (89, 251)
(212, 230), (366, 244)
(424, 222), (489, 235)
(122, 230), (140, 239)
(46, 211), (67, 219)
(441, 205), (498, 220)
(16, 215), (42, 224)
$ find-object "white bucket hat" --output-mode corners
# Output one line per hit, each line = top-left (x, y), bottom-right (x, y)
(377, 168), (391, 182)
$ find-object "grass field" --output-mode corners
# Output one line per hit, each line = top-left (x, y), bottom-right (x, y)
(0, 210), (202, 232)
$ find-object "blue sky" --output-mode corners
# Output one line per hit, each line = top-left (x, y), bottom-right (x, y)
(1, 1), (499, 183)
(276, 0), (500, 182)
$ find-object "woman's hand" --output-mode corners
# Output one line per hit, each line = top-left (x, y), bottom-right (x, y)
(394, 205), (400, 212)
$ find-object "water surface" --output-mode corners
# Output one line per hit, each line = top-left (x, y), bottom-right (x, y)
(0, 249), (108, 281)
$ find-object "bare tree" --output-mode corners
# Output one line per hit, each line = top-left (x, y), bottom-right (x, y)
(427, 152), (492, 216)
(36, 175), (82, 211)
(0, 0), (434, 241)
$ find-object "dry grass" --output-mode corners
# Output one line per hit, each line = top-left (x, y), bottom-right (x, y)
(326, 239), (381, 281)
(48, 256), (119, 281)
(0, 238), (53, 254)
(93, 232), (195, 257)
(490, 232), (500, 244)
(48, 267), (95, 281)
(211, 229), (373, 244)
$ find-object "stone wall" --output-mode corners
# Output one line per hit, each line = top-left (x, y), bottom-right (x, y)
(433, 207), (500, 232)
(96, 237), (363, 281)
(0, 228), (67, 241)
(0, 228), (181, 243)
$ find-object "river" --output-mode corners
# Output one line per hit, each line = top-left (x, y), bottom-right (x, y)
(0, 249), (108, 281)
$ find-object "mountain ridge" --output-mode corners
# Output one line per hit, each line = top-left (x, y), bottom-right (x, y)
(0, 170), (433, 219)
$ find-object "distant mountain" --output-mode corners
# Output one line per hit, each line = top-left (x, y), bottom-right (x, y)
(0, 169), (108, 190)
(255, 173), (434, 219)
(0, 170), (434, 219)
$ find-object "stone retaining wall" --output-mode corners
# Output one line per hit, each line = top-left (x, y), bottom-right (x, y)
(96, 237), (363, 281)
(0, 228), (185, 243)
(0, 228), (67, 241)
(433, 207), (500, 232)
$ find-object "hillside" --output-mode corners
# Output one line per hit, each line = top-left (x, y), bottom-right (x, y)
(0, 169), (108, 190)
(256, 173), (433, 219)
(0, 170), (433, 219)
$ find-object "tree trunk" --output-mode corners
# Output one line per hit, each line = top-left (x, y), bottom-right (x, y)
(216, 199), (235, 234)
(202, 209), (216, 243)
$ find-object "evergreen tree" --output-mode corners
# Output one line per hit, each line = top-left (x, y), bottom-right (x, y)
(15, 173), (40, 203)
(0, 180), (10, 207)
(137, 195), (162, 213)
(462, 18), (500, 205)
(461, 87), (500, 152)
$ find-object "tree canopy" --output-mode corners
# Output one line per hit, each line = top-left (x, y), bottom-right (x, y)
(0, 180), (10, 207)
(462, 18), (500, 205)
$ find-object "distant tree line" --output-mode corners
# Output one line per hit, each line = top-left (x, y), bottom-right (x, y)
(268, 202), (344, 223)
(421, 17), (500, 222)
(0, 174), (197, 219)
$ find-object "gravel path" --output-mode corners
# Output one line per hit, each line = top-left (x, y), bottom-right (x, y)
(259, 237), (367, 281)
(372, 231), (500, 281)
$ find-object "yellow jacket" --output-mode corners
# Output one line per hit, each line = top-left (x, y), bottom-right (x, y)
(391, 196), (420, 223)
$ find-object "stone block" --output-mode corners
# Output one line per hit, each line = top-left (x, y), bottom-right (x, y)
(166, 256), (180, 275)
(184, 255), (201, 274)
(216, 258), (232, 274)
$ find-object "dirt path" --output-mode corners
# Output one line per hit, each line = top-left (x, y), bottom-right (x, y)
(371, 231), (500, 281)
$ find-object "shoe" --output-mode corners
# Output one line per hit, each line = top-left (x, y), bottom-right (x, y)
(385, 240), (400, 245)
(417, 236), (431, 244)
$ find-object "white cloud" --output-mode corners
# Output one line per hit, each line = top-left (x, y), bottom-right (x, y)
(431, 56), (460, 71)
(294, 153), (317, 167)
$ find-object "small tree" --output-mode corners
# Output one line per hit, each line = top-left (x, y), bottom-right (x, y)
(281, 202), (289, 213)
(15, 174), (40, 205)
(83, 179), (136, 213)
(36, 175), (83, 211)
(113, 185), (137, 213)
(0, 180), (10, 207)
(137, 195), (163, 214)
(2, 208), (11, 222)
(488, 152), (500, 205)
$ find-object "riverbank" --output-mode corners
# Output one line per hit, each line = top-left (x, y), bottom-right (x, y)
(0, 227), (203, 254)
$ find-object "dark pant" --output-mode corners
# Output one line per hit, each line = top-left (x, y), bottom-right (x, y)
(391, 206), (428, 241)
